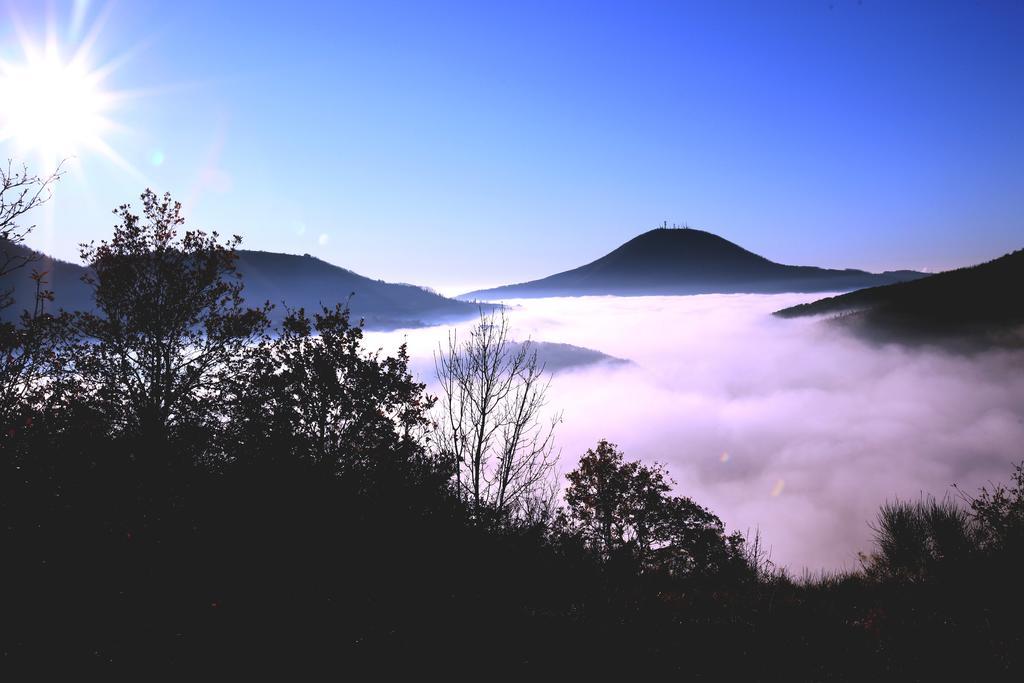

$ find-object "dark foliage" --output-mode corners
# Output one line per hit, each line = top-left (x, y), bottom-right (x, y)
(71, 190), (271, 443)
(225, 303), (434, 475)
(2, 190), (1023, 679)
(562, 438), (749, 587)
(775, 249), (1024, 346)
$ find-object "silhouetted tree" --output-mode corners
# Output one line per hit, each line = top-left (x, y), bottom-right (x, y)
(0, 310), (75, 437)
(71, 190), (270, 448)
(227, 303), (436, 475)
(434, 308), (560, 520)
(1, 160), (63, 308)
(656, 494), (746, 578)
(565, 439), (666, 560)
(0, 161), (68, 441)
(961, 460), (1024, 557)
(564, 439), (742, 575)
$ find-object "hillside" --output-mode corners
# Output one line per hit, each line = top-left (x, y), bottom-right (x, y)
(233, 250), (483, 329)
(0, 241), (482, 330)
(774, 249), (1024, 344)
(460, 228), (926, 300)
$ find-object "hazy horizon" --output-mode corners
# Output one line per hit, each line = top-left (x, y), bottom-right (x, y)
(9, 224), (1012, 301)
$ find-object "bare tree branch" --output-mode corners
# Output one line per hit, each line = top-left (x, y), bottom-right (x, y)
(434, 308), (561, 521)
(0, 160), (65, 311)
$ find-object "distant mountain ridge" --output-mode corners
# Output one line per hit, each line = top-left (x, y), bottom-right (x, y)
(460, 228), (926, 300)
(0, 240), (482, 330)
(233, 250), (483, 328)
(773, 248), (1024, 345)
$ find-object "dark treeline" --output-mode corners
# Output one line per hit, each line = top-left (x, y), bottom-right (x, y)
(3, 180), (1024, 678)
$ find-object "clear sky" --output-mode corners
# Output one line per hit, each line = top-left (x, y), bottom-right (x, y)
(1, 0), (1021, 293)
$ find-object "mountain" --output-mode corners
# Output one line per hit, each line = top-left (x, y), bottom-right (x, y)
(1, 241), (482, 330)
(460, 228), (927, 300)
(231, 251), (484, 329)
(509, 341), (631, 373)
(0, 243), (92, 314)
(407, 340), (629, 381)
(774, 249), (1024, 345)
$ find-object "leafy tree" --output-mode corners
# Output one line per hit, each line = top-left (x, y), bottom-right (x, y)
(962, 460), (1024, 556)
(565, 439), (671, 561)
(564, 439), (741, 575)
(71, 190), (270, 446)
(228, 304), (436, 476)
(0, 162), (67, 441)
(656, 494), (745, 578)
(0, 311), (76, 440)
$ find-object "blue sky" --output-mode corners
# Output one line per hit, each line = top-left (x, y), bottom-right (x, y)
(2, 0), (1021, 292)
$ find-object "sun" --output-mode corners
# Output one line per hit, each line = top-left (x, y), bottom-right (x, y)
(0, 17), (132, 172)
(1, 50), (108, 156)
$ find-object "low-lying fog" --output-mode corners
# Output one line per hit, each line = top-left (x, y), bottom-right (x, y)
(364, 294), (1024, 571)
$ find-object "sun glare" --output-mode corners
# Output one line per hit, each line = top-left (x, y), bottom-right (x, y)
(0, 18), (131, 171)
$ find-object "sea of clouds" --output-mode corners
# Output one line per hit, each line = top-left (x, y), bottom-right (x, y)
(364, 294), (1024, 571)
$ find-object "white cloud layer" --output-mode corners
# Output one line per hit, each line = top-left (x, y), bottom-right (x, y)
(365, 294), (1024, 571)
